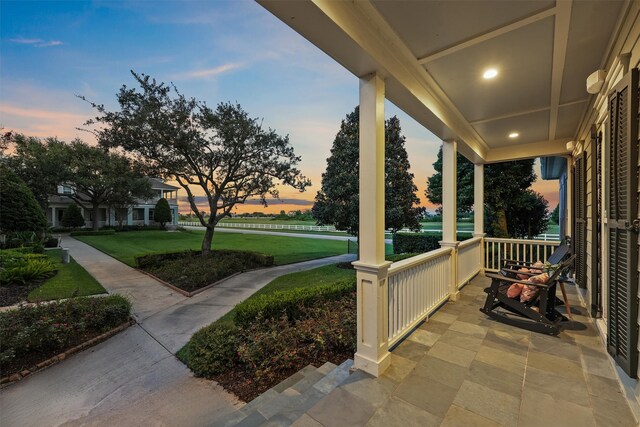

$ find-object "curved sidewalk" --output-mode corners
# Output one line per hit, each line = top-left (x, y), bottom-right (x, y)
(0, 237), (355, 427)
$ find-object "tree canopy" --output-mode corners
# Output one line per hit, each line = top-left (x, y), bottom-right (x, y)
(0, 165), (47, 234)
(313, 107), (424, 236)
(426, 146), (548, 238)
(80, 71), (310, 253)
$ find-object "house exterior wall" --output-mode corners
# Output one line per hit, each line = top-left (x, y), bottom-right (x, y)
(572, 3), (640, 416)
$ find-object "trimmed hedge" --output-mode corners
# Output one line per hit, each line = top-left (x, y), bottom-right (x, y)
(0, 295), (131, 374)
(393, 232), (471, 254)
(235, 278), (355, 328)
(136, 250), (274, 292)
(69, 229), (116, 237)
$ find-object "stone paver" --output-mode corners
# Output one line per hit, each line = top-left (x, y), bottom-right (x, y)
(0, 236), (356, 427)
(288, 275), (638, 427)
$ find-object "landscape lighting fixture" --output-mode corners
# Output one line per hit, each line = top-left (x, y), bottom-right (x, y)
(508, 132), (519, 138)
(483, 68), (498, 79)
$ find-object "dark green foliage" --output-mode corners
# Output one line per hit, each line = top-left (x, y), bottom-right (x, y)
(0, 295), (131, 374)
(81, 72), (310, 253)
(69, 230), (116, 236)
(0, 166), (47, 234)
(235, 279), (355, 328)
(1, 134), (70, 210)
(180, 287), (356, 400)
(550, 204), (560, 224)
(0, 251), (57, 286)
(178, 323), (241, 377)
(313, 108), (424, 236)
(426, 146), (548, 238)
(136, 250), (274, 292)
(61, 204), (85, 228)
(154, 198), (172, 227)
(393, 232), (471, 254)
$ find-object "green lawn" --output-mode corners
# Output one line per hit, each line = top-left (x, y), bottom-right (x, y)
(75, 230), (349, 267)
(28, 249), (107, 302)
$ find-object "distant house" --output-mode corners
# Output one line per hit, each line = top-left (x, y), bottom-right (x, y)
(47, 178), (179, 228)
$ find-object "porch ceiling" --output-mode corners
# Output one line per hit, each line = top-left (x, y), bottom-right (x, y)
(258, 0), (628, 163)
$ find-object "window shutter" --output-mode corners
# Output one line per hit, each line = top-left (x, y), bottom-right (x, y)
(607, 68), (639, 378)
(574, 154), (587, 288)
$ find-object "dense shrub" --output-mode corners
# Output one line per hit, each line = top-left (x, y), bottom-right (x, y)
(0, 251), (57, 286)
(393, 232), (471, 254)
(154, 198), (172, 227)
(0, 166), (47, 234)
(181, 323), (241, 377)
(44, 237), (60, 248)
(61, 204), (85, 228)
(0, 295), (131, 373)
(136, 250), (274, 292)
(235, 279), (355, 327)
(180, 290), (356, 400)
(69, 229), (116, 237)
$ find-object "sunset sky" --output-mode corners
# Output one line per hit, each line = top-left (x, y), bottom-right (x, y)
(1, 0), (558, 214)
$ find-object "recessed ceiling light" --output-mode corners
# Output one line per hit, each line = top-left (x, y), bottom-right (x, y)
(509, 132), (519, 138)
(483, 68), (498, 79)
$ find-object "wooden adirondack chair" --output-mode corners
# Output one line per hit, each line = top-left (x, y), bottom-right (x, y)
(480, 255), (576, 335)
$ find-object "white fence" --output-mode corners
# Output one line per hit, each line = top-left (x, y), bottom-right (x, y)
(179, 221), (337, 232)
(484, 237), (560, 272)
(457, 237), (483, 289)
(387, 248), (453, 347)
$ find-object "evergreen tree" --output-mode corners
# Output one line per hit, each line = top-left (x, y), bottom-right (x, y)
(154, 198), (172, 227)
(61, 204), (85, 228)
(425, 146), (547, 238)
(550, 204), (560, 224)
(0, 166), (47, 233)
(313, 107), (424, 236)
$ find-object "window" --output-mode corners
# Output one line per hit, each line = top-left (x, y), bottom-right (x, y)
(133, 208), (145, 221)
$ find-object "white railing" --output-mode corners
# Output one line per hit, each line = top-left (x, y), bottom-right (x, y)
(457, 237), (483, 289)
(484, 237), (560, 272)
(178, 221), (337, 232)
(387, 248), (452, 347)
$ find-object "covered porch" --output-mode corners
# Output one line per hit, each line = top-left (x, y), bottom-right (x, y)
(258, 0), (640, 422)
(293, 274), (635, 426)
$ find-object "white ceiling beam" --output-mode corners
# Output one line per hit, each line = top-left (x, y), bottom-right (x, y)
(547, 0), (573, 142)
(469, 99), (588, 126)
(417, 6), (557, 65)
(485, 139), (570, 163)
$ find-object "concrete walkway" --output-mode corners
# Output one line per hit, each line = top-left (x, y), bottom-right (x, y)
(0, 237), (356, 426)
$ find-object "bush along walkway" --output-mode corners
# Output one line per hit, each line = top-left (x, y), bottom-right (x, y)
(0, 236), (355, 427)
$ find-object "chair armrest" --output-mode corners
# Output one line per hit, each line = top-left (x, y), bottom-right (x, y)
(503, 259), (535, 266)
(485, 273), (550, 289)
(501, 268), (537, 276)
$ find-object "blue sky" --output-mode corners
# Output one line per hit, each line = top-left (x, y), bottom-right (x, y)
(0, 0), (556, 213)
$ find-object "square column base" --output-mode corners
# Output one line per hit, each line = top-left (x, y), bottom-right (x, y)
(354, 351), (390, 377)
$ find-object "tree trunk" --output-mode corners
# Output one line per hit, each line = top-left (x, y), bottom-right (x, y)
(201, 226), (214, 255)
(92, 203), (100, 231)
(495, 208), (508, 238)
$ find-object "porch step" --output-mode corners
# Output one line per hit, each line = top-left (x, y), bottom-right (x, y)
(215, 359), (354, 427)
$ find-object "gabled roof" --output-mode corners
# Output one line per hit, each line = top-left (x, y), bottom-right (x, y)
(149, 178), (179, 191)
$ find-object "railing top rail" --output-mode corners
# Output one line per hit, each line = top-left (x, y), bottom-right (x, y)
(458, 236), (482, 249)
(484, 237), (561, 245)
(388, 247), (452, 275)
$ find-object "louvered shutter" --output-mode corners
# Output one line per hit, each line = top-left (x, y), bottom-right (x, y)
(607, 68), (639, 378)
(574, 153), (587, 288)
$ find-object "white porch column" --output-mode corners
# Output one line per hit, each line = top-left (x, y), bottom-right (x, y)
(566, 156), (573, 240)
(127, 208), (133, 226)
(51, 207), (57, 227)
(352, 73), (391, 377)
(474, 163), (485, 273)
(144, 207), (150, 225)
(440, 140), (459, 301)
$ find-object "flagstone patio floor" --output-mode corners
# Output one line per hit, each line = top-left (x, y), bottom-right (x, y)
(294, 275), (637, 427)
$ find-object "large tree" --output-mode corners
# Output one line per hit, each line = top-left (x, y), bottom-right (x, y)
(426, 146), (548, 238)
(64, 141), (153, 231)
(0, 165), (47, 234)
(80, 72), (310, 254)
(312, 108), (424, 236)
(1, 134), (70, 210)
